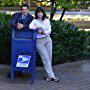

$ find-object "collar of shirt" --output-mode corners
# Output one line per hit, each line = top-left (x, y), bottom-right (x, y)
(22, 13), (27, 19)
(38, 18), (46, 20)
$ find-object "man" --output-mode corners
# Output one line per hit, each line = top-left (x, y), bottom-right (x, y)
(7, 2), (34, 78)
(11, 2), (33, 30)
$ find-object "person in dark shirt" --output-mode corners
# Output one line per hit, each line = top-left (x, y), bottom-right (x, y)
(11, 2), (33, 31)
(7, 2), (34, 78)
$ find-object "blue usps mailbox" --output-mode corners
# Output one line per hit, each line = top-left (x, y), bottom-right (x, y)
(11, 28), (36, 84)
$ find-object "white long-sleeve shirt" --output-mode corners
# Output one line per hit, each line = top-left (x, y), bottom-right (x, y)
(29, 18), (51, 38)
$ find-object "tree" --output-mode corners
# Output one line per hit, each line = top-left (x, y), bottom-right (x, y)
(56, 0), (77, 21)
(77, 0), (90, 9)
(20, 0), (24, 5)
(41, 0), (77, 20)
(32, 0), (90, 20)
(50, 0), (58, 19)
(50, 0), (90, 20)
(32, 0), (50, 6)
(0, 0), (19, 6)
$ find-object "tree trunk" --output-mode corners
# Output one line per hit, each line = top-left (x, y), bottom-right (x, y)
(59, 8), (67, 21)
(50, 7), (57, 20)
(50, 0), (57, 20)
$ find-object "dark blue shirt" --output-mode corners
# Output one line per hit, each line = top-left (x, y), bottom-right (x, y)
(11, 12), (34, 30)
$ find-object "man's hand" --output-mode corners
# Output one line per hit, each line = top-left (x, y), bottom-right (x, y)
(17, 23), (24, 30)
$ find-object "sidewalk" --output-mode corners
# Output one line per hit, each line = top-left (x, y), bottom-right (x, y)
(0, 60), (90, 90)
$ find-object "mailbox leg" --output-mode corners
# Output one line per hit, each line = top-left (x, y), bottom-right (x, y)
(30, 69), (35, 84)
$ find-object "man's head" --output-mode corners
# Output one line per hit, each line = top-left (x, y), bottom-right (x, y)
(21, 2), (29, 15)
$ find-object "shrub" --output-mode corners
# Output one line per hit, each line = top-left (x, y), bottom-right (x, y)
(84, 30), (90, 58)
(51, 20), (87, 64)
(0, 13), (12, 64)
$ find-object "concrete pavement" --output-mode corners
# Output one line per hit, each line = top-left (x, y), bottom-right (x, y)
(0, 60), (90, 90)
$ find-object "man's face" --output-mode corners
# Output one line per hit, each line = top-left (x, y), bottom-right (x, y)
(21, 7), (28, 15)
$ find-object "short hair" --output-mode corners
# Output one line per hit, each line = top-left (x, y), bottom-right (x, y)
(35, 7), (48, 20)
(21, 2), (29, 9)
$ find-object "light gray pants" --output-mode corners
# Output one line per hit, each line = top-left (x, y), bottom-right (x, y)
(36, 36), (55, 78)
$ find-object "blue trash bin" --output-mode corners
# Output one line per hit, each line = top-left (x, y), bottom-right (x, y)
(10, 29), (36, 84)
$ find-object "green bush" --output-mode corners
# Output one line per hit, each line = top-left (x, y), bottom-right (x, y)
(84, 30), (90, 58)
(51, 20), (87, 64)
(0, 13), (89, 65)
(0, 13), (12, 64)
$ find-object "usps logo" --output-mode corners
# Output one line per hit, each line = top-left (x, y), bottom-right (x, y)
(16, 55), (31, 68)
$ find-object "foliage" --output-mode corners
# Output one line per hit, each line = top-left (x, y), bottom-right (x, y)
(50, 20), (87, 64)
(55, 0), (78, 20)
(84, 30), (90, 58)
(33, 0), (90, 20)
(32, 0), (50, 6)
(0, 0), (19, 7)
(77, 0), (90, 9)
(32, 0), (78, 20)
(56, 0), (77, 9)
(0, 13), (12, 64)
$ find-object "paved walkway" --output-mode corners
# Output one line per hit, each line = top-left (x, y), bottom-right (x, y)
(0, 60), (90, 90)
